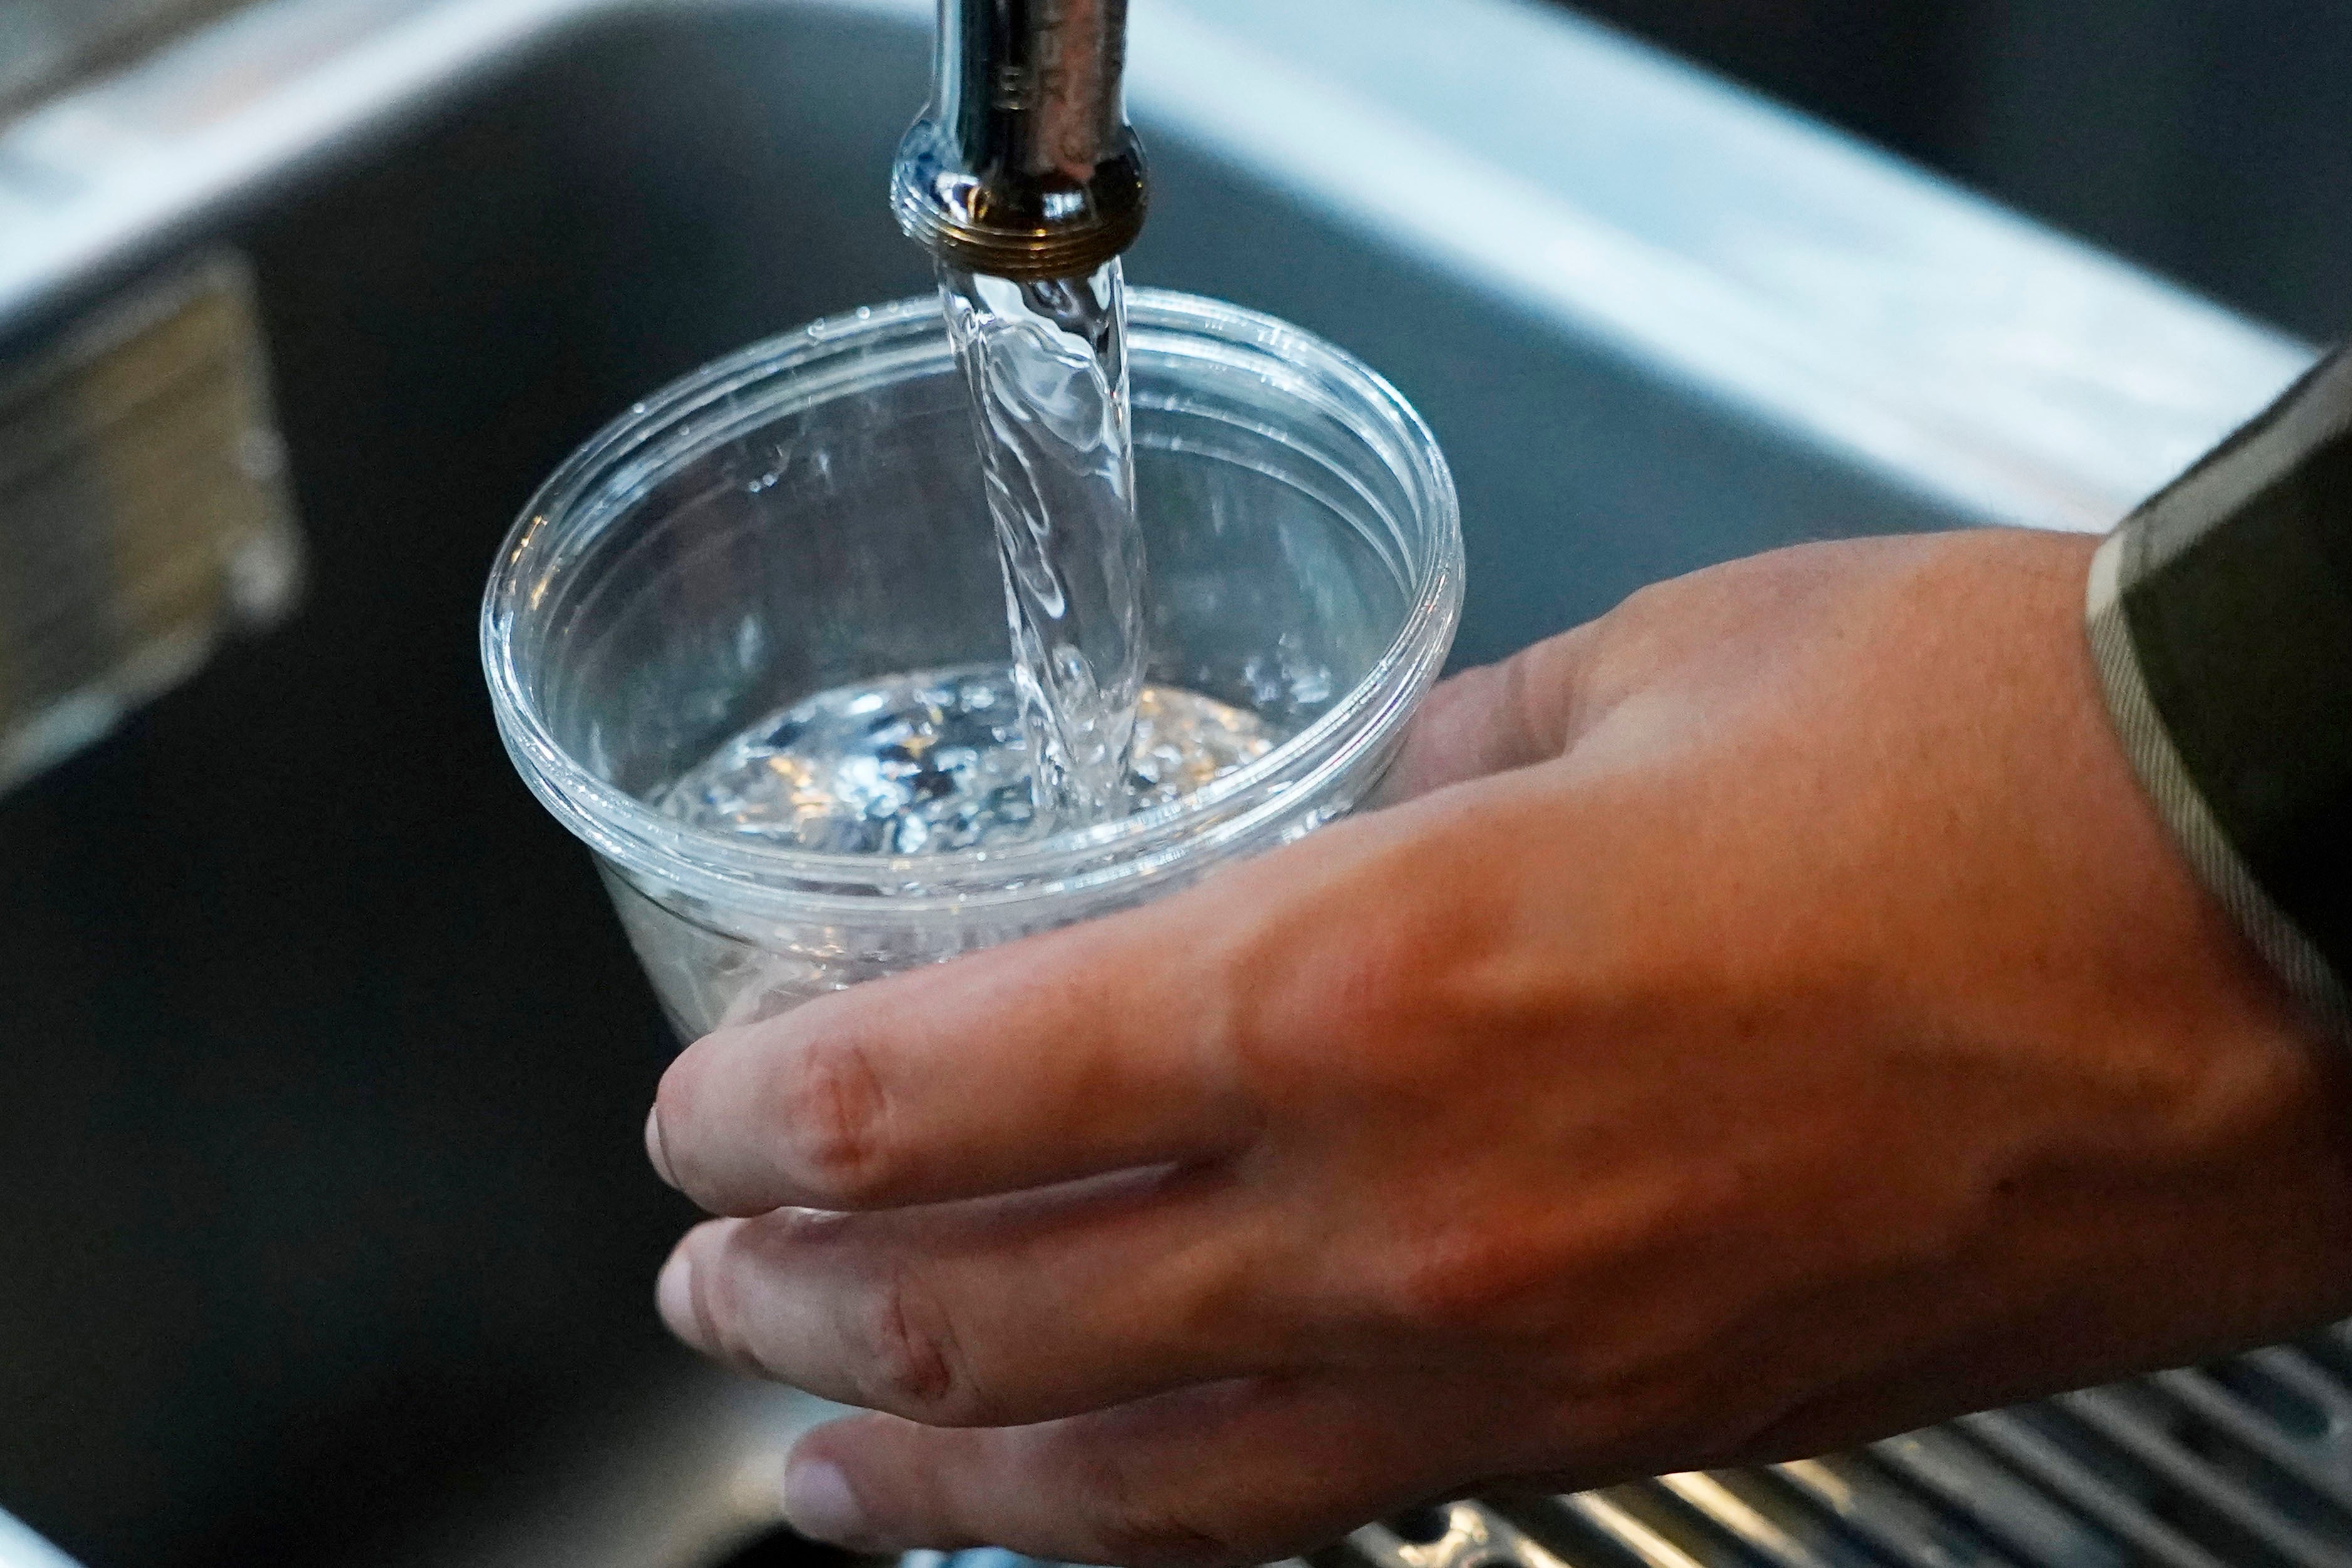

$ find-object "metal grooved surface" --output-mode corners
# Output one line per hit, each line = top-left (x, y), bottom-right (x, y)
(1315, 1326), (2352, 1568)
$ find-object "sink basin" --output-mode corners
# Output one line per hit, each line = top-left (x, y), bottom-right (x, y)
(0, 1), (2321, 1565)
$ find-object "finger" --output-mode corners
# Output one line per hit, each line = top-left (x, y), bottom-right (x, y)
(1368, 628), (1595, 807)
(651, 891), (1263, 1215)
(656, 1166), (1307, 1426)
(776, 1374), (1501, 1568)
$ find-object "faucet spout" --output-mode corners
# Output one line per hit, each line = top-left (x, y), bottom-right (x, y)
(891, 0), (1148, 280)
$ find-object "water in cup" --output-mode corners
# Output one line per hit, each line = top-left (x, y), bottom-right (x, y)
(655, 258), (1276, 853)
(658, 666), (1278, 855)
(484, 289), (1461, 1036)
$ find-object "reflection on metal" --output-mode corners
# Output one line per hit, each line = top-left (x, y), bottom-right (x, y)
(890, 0), (1148, 280)
(0, 0), (261, 117)
(1305, 1335), (2352, 1568)
(0, 0), (623, 338)
(0, 254), (300, 792)
(381, 1368), (852, 1568)
(0, 1509), (80, 1568)
(1129, 0), (2313, 531)
(0, 0), (2307, 531)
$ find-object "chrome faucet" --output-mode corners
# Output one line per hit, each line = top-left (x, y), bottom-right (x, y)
(890, 0), (1147, 280)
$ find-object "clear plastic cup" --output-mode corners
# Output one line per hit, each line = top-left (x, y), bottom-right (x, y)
(481, 290), (1462, 1038)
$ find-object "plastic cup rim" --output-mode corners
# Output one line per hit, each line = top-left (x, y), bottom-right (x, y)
(480, 288), (1463, 913)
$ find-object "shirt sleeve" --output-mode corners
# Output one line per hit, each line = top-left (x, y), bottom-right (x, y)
(2086, 343), (2352, 1041)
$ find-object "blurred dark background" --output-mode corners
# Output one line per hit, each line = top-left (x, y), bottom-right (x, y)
(1569, 0), (2351, 342)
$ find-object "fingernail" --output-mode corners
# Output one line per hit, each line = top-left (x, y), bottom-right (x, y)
(645, 1104), (678, 1189)
(656, 1248), (698, 1344)
(782, 1458), (868, 1545)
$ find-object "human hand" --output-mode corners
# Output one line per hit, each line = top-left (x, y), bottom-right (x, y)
(645, 528), (2352, 1565)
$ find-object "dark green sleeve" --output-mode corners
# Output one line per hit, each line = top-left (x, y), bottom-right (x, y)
(2086, 343), (2352, 1040)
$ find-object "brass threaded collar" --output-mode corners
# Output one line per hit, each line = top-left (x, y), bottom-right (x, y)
(890, 127), (1148, 282)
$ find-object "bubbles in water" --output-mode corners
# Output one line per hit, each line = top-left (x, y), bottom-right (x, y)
(658, 667), (1280, 855)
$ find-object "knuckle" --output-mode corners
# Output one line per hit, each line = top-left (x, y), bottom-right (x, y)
(1234, 874), (1503, 1105)
(776, 1033), (898, 1205)
(1226, 866), (1425, 1068)
(1081, 1454), (1249, 1568)
(1379, 1230), (1542, 1337)
(688, 1236), (787, 1381)
(1088, 1512), (1237, 1568)
(847, 1258), (982, 1421)
(1609, 574), (1682, 625)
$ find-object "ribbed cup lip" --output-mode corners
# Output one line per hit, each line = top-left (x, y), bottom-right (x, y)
(481, 290), (1462, 920)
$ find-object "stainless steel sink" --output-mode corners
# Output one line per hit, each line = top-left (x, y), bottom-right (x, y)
(0, 1), (2330, 1565)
